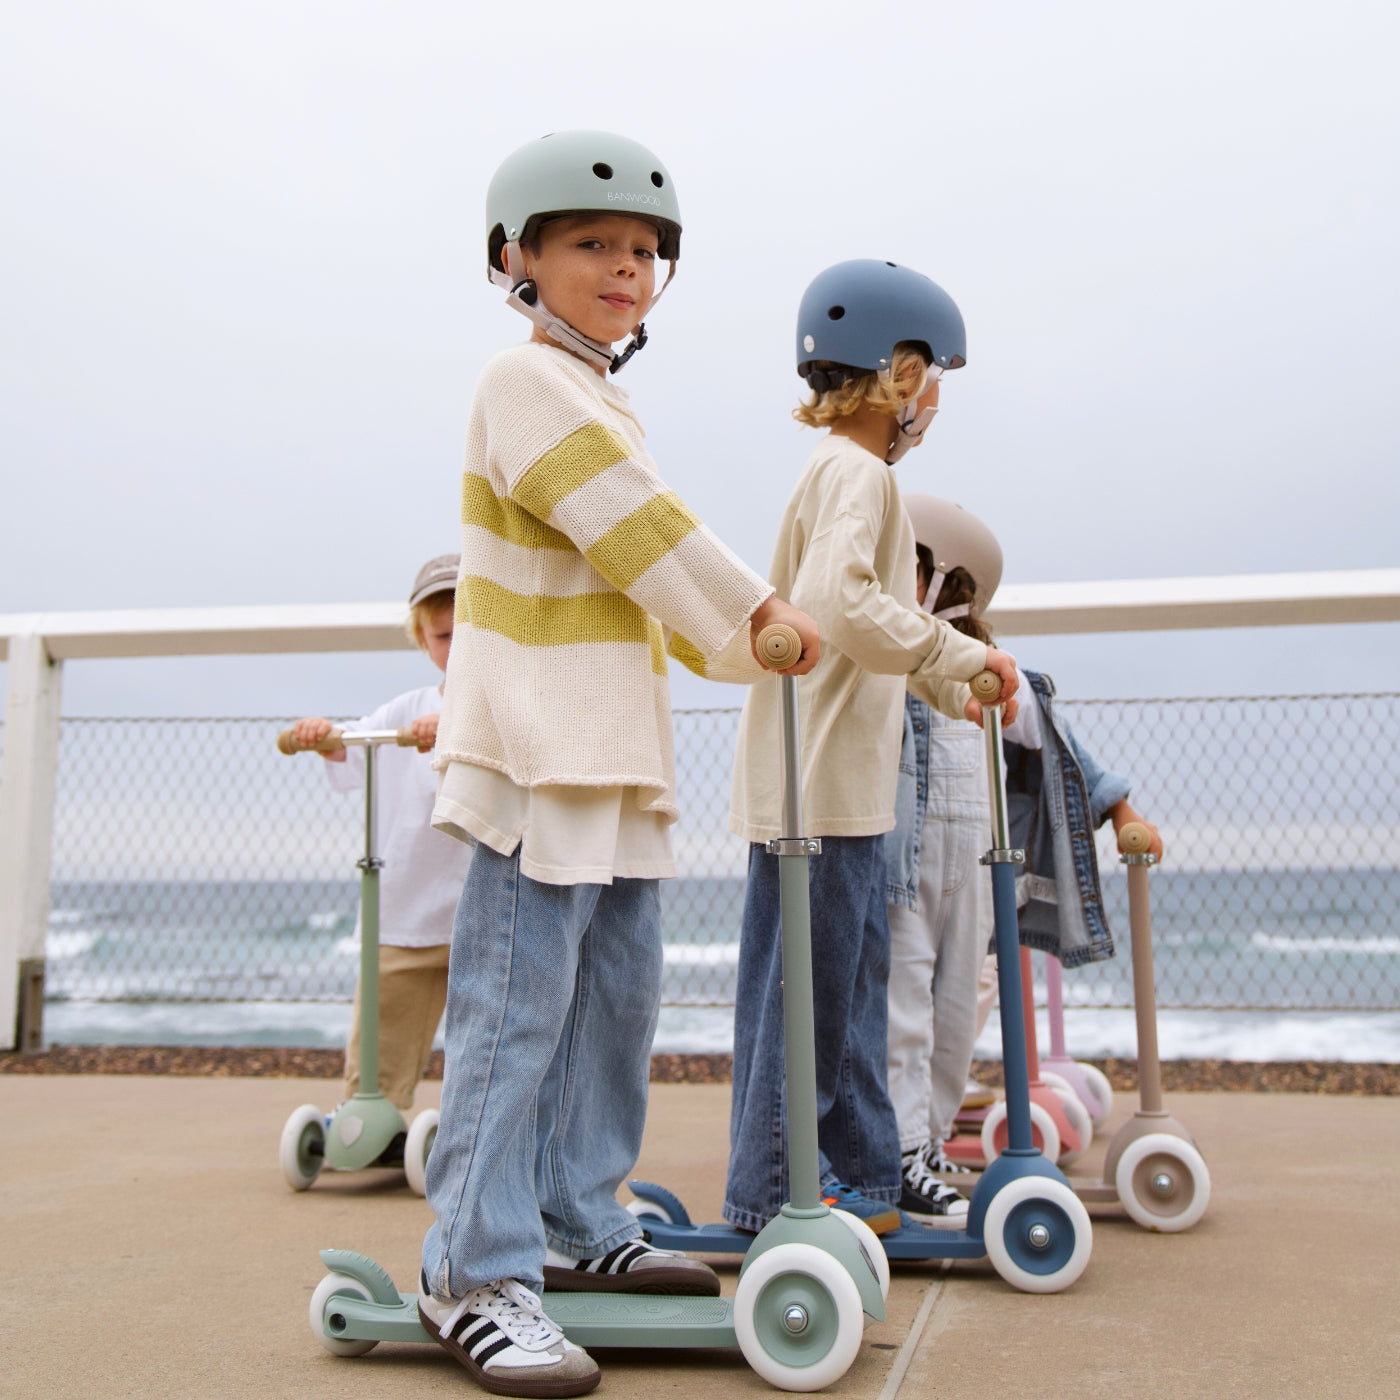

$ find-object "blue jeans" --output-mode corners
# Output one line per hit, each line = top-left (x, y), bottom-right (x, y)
(422, 842), (663, 1297)
(723, 836), (901, 1231)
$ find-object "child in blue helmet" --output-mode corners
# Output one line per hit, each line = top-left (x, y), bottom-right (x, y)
(416, 131), (819, 1399)
(725, 260), (1020, 1235)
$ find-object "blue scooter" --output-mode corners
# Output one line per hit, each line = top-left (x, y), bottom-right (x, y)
(628, 671), (1093, 1294)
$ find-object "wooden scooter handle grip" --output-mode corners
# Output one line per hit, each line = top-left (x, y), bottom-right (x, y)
(1118, 821), (1154, 855)
(969, 670), (1003, 705)
(756, 622), (803, 671)
(277, 727), (345, 755)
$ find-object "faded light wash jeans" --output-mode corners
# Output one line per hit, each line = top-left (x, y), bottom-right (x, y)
(723, 836), (901, 1232)
(422, 842), (662, 1299)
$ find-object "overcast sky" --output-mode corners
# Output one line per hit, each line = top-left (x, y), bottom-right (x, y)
(3, 0), (1397, 717)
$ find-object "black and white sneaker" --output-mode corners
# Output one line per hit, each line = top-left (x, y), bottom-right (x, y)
(899, 1142), (970, 1219)
(923, 1141), (972, 1175)
(418, 1274), (600, 1398)
(543, 1233), (720, 1296)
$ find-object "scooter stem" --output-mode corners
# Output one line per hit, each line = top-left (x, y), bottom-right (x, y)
(1126, 857), (1164, 1115)
(357, 742), (383, 1099)
(774, 672), (822, 1212)
(1046, 954), (1068, 1060)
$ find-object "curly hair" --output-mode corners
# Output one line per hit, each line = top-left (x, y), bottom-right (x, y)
(793, 342), (929, 429)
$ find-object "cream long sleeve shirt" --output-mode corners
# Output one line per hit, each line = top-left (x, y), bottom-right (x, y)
(730, 435), (989, 842)
(434, 342), (772, 823)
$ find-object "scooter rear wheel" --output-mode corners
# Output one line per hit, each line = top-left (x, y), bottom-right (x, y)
(734, 1243), (864, 1391)
(309, 1272), (378, 1356)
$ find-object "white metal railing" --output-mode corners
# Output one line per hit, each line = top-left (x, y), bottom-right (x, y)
(4, 567), (1400, 1050)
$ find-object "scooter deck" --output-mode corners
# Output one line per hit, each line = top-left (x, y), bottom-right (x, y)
(636, 1214), (987, 1262)
(326, 1290), (740, 1350)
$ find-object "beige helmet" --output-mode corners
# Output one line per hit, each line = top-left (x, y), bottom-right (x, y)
(902, 494), (1002, 617)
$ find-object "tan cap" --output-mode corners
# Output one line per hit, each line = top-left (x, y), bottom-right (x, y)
(902, 495), (1002, 616)
(408, 554), (461, 609)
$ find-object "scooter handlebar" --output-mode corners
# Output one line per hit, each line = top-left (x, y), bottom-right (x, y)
(277, 727), (420, 754)
(1118, 822), (1154, 855)
(756, 622), (802, 672)
(969, 670), (1003, 705)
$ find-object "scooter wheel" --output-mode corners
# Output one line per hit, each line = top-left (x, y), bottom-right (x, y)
(1076, 1062), (1115, 1127)
(1049, 1086), (1094, 1167)
(308, 1272), (379, 1356)
(404, 1109), (439, 1197)
(280, 1104), (326, 1191)
(983, 1176), (1093, 1294)
(734, 1242), (864, 1391)
(829, 1208), (890, 1302)
(1114, 1133), (1211, 1233)
(626, 1200), (675, 1225)
(981, 1099), (1062, 1166)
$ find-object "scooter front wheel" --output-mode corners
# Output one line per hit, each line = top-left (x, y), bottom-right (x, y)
(980, 1099), (1062, 1166)
(734, 1243), (864, 1391)
(1049, 1086), (1094, 1168)
(1115, 1133), (1211, 1233)
(308, 1272), (379, 1356)
(404, 1109), (439, 1197)
(982, 1176), (1093, 1294)
(280, 1104), (326, 1191)
(1076, 1062), (1115, 1126)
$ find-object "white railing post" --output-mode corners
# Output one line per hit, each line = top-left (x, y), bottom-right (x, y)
(0, 631), (63, 1052)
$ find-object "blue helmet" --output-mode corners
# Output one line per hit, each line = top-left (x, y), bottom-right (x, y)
(796, 259), (966, 390)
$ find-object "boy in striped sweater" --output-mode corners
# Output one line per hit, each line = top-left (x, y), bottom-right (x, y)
(416, 131), (819, 1398)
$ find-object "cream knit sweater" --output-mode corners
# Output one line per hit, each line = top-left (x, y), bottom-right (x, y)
(730, 435), (989, 842)
(435, 343), (772, 820)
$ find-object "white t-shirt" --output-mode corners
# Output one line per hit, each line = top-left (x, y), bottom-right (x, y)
(324, 685), (473, 946)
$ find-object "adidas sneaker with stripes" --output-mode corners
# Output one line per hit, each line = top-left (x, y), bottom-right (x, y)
(543, 1234), (720, 1296)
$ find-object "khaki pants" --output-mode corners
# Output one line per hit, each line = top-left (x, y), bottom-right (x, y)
(345, 943), (450, 1110)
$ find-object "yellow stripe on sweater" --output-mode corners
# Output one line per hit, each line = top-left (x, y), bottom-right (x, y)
(515, 421), (632, 522)
(666, 631), (708, 678)
(458, 576), (667, 675)
(462, 473), (573, 552)
(585, 491), (700, 591)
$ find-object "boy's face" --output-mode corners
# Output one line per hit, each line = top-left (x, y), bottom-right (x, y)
(423, 601), (454, 673)
(522, 214), (660, 345)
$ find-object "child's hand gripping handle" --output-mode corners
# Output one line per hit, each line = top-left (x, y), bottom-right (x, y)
(277, 727), (345, 755)
(756, 623), (803, 672)
(1118, 822), (1155, 856)
(276, 727), (419, 754)
(969, 670), (1004, 706)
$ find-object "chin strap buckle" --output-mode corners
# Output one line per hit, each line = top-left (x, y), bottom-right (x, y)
(609, 323), (648, 374)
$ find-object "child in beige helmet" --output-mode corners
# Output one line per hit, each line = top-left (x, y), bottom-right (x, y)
(289, 554), (471, 1112)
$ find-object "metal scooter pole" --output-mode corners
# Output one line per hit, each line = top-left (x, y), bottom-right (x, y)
(976, 672), (1036, 1156)
(357, 742), (382, 1100)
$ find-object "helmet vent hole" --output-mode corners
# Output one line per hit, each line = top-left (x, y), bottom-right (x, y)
(886, 260), (897, 267)
(651, 171), (664, 187)
(827, 305), (845, 321)
(593, 162), (614, 180)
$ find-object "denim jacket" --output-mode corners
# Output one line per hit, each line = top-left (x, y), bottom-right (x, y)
(884, 670), (1129, 967)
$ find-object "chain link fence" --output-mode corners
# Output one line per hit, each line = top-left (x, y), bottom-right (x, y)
(32, 695), (1400, 1013)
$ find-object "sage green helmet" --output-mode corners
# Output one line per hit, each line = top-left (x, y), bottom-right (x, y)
(486, 130), (682, 278)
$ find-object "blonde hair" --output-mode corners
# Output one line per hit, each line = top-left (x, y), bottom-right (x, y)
(793, 342), (930, 429)
(406, 591), (455, 650)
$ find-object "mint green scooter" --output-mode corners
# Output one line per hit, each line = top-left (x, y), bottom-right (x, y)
(303, 626), (888, 1391)
(276, 724), (439, 1196)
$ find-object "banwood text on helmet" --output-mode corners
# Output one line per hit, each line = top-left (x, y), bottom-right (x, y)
(486, 130), (682, 374)
(902, 494), (1002, 621)
(797, 259), (967, 465)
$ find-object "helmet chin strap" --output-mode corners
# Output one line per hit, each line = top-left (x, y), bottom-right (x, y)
(885, 364), (943, 465)
(492, 241), (676, 375)
(920, 565), (972, 620)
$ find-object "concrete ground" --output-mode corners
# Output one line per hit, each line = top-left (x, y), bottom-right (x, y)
(2, 1076), (1397, 1399)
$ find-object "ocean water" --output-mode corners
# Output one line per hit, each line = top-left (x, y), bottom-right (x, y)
(38, 867), (1400, 1058)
